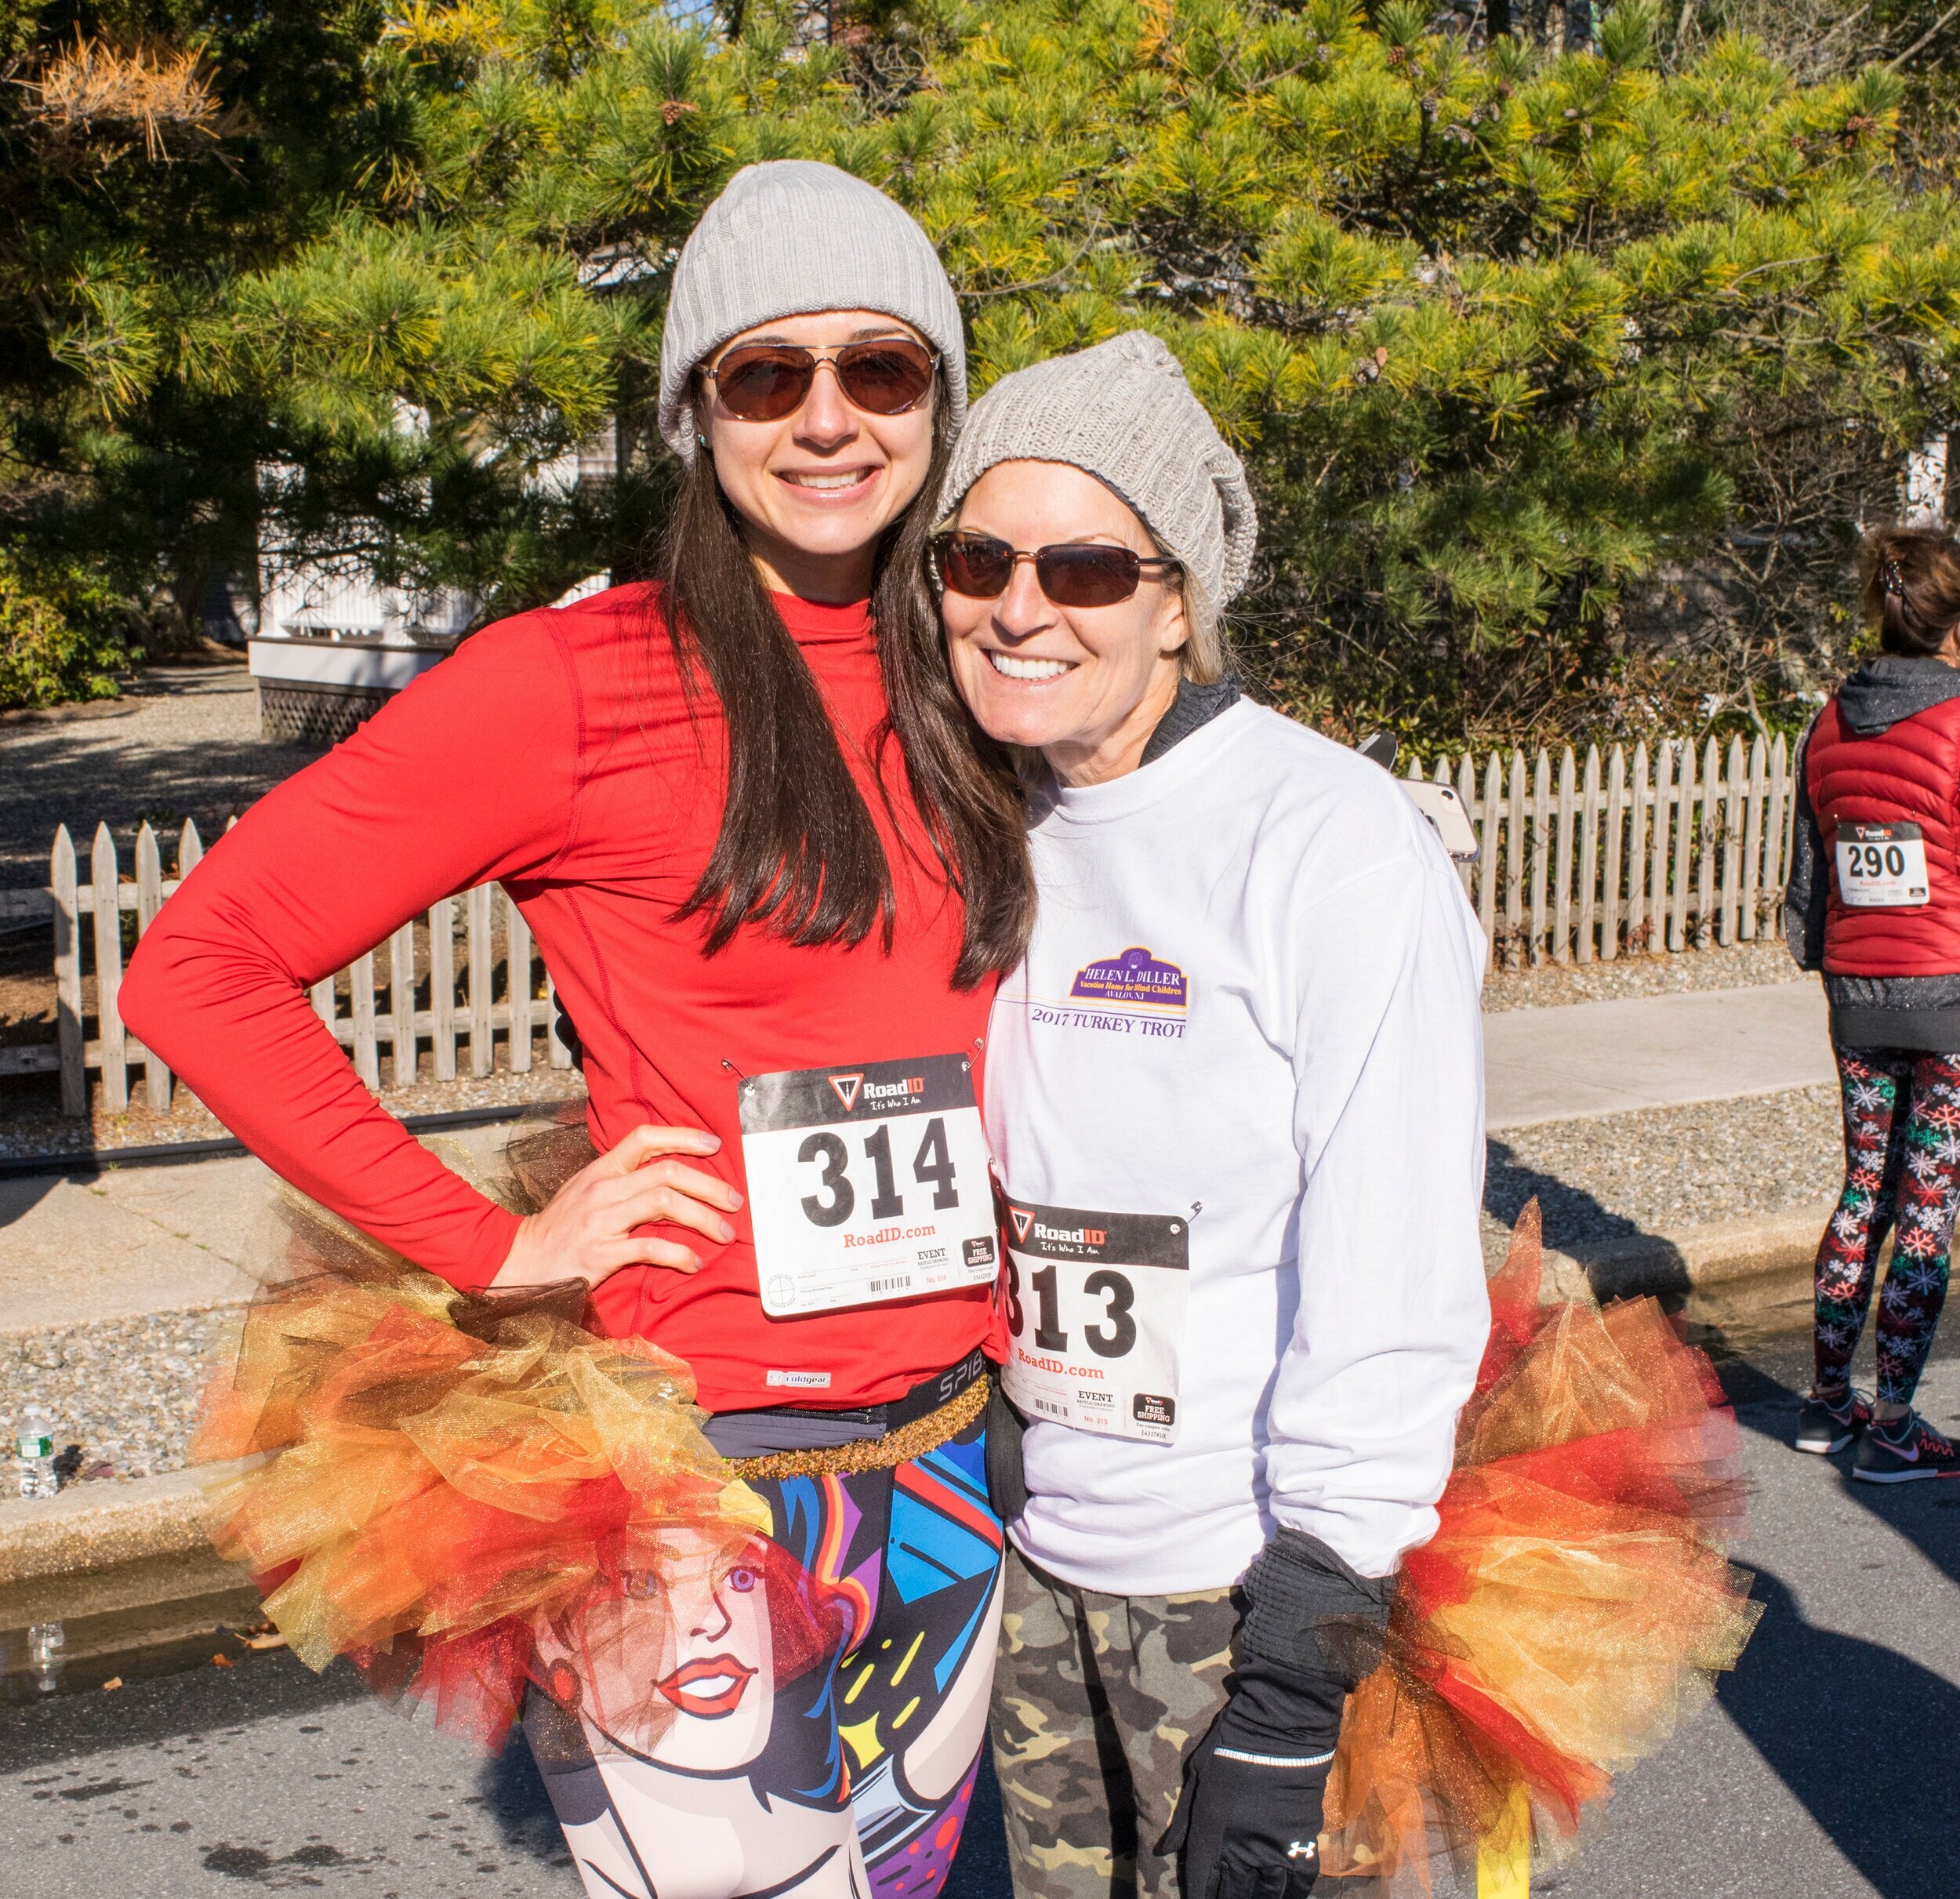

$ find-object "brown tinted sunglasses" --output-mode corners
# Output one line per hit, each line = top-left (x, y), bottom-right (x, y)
(933, 531), (1181, 609)
(702, 337), (938, 422)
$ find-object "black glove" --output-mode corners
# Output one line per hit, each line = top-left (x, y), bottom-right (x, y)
(1161, 1530), (1396, 1899)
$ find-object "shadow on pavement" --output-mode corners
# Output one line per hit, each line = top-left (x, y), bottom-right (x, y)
(1719, 1350), (1960, 1593)
(1483, 1137), (1650, 1251)
(0, 1649), (368, 1776)
(1715, 1564), (1960, 1899)
(481, 1734), (575, 1870)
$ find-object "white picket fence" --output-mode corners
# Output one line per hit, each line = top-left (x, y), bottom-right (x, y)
(2, 728), (1799, 1118)
(1, 819), (572, 1119)
(1412, 730), (1798, 964)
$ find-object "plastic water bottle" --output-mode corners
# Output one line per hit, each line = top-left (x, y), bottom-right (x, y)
(14, 1405), (57, 1499)
(26, 1621), (64, 1694)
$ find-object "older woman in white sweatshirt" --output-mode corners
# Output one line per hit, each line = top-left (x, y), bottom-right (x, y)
(932, 332), (1490, 1899)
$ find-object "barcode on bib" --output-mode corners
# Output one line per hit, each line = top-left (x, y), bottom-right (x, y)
(1033, 1397), (1067, 1417)
(867, 1275), (912, 1295)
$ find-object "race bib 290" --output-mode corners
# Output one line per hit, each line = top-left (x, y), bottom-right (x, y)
(1835, 821), (1930, 910)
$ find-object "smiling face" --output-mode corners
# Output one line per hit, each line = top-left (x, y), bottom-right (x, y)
(644, 1533), (775, 1770)
(559, 1528), (779, 1772)
(942, 460), (1190, 787)
(698, 310), (938, 604)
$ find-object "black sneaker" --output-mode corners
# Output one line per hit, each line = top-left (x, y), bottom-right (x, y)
(1852, 1411), (1960, 1483)
(1795, 1388), (1871, 1455)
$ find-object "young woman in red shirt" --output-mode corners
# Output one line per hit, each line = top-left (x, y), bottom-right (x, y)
(122, 161), (1033, 1897)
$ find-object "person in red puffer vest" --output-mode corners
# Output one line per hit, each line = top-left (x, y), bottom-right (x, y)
(1786, 525), (1960, 1482)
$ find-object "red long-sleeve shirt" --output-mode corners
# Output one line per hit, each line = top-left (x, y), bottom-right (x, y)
(120, 584), (996, 1412)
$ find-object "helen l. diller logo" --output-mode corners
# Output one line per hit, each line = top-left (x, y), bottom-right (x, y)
(1069, 946), (1187, 1011)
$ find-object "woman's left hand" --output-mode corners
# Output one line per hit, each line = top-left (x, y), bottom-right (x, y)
(491, 1124), (742, 1291)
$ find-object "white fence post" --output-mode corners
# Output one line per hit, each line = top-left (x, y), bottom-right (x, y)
(1529, 749), (1551, 965)
(350, 950), (379, 1091)
(430, 895), (457, 1080)
(90, 824), (128, 1113)
(508, 893), (534, 1074)
(53, 827), (85, 1117)
(1552, 746), (1576, 965)
(390, 921), (418, 1089)
(468, 884), (494, 1077)
(1697, 735), (1720, 948)
(134, 823), (171, 1112)
(1740, 735), (1766, 942)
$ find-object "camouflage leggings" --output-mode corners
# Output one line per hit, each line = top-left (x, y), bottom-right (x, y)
(990, 1542), (1236, 1899)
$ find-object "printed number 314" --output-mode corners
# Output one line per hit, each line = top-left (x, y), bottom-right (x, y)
(797, 1119), (959, 1228)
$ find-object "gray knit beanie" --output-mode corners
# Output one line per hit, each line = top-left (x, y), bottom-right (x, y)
(658, 161), (966, 460)
(938, 331), (1256, 608)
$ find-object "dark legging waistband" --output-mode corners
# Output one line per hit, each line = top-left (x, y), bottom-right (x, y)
(701, 1345), (988, 1461)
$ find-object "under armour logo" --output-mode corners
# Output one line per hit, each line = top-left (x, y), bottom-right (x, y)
(1286, 1841), (1317, 1861)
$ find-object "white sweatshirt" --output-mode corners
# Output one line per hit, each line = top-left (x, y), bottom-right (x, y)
(984, 699), (1489, 1593)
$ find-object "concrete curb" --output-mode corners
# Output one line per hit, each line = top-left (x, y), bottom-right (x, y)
(0, 1460), (255, 1628)
(1, 1202), (1838, 1626)
(1539, 1199), (1833, 1307)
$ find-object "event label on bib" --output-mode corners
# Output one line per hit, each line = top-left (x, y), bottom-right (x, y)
(739, 1053), (998, 1317)
(1000, 1196), (1189, 1443)
(1835, 821), (1930, 909)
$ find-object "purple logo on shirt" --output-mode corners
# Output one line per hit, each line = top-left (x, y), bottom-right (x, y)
(1070, 946), (1187, 1010)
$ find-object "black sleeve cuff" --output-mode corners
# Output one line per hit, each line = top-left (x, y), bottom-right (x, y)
(1238, 1528), (1396, 1683)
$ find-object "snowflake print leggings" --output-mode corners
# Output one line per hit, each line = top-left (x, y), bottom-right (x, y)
(1815, 1044), (1960, 1403)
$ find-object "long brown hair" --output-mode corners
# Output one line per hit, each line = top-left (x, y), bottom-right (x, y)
(1859, 524), (1960, 657)
(658, 387), (1034, 986)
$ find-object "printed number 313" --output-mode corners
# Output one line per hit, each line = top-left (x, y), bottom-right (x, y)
(1005, 1260), (1137, 1359)
(797, 1118), (959, 1228)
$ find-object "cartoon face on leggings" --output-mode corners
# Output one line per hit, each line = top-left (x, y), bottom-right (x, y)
(645, 1530), (777, 1770)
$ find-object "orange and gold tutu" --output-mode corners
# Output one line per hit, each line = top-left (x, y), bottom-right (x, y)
(1319, 1200), (1762, 1890)
(193, 1117), (830, 1753)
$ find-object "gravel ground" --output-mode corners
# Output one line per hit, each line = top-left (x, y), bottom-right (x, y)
(1482, 938), (1803, 1011)
(0, 658), (316, 890)
(2, 1309), (231, 1486)
(4, 1082), (1851, 1494)
(1483, 1081), (1843, 1257)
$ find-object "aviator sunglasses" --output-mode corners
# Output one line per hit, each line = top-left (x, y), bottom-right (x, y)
(702, 336), (938, 422)
(932, 531), (1181, 609)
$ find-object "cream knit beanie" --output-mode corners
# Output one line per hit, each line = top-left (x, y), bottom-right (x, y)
(658, 161), (967, 460)
(938, 331), (1257, 608)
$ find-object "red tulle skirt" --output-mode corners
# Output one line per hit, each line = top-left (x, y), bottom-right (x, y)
(1320, 1200), (1762, 1889)
(193, 1118), (837, 1755)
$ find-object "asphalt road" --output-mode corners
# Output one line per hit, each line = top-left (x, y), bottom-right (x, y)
(2, 1322), (1955, 1899)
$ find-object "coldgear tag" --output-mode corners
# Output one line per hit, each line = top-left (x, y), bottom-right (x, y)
(1835, 820), (1930, 909)
(1000, 1195), (1189, 1443)
(739, 1053), (998, 1317)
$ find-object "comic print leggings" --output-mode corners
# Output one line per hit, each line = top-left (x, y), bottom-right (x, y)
(523, 1404), (1002, 1899)
(1815, 1045), (1960, 1404)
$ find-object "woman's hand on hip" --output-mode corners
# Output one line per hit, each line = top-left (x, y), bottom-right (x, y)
(491, 1124), (742, 1290)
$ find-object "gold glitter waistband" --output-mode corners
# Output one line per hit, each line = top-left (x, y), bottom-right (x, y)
(724, 1371), (990, 1480)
